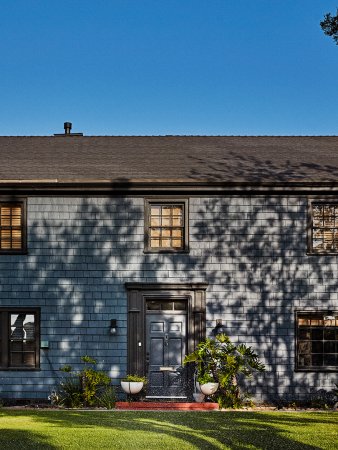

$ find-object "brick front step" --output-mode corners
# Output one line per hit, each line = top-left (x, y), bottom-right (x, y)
(116, 402), (219, 411)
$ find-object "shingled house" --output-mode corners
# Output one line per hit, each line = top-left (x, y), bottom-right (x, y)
(0, 129), (337, 402)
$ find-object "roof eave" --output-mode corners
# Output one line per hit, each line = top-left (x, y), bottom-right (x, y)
(1, 179), (338, 195)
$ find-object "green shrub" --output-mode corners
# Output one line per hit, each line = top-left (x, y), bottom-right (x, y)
(57, 376), (83, 408)
(97, 385), (117, 409)
(81, 367), (111, 406)
(53, 356), (112, 408)
(184, 333), (265, 409)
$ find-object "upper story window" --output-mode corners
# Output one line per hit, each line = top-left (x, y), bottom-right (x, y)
(0, 309), (40, 370)
(0, 201), (26, 254)
(310, 202), (338, 254)
(296, 311), (338, 371)
(144, 199), (189, 252)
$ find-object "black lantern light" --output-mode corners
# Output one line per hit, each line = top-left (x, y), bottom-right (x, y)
(212, 319), (227, 336)
(110, 319), (117, 335)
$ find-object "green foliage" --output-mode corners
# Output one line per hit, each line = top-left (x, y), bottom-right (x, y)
(54, 356), (112, 408)
(320, 9), (338, 45)
(97, 385), (117, 409)
(81, 355), (97, 365)
(333, 383), (338, 396)
(59, 365), (72, 373)
(56, 376), (83, 408)
(196, 372), (214, 384)
(184, 333), (265, 408)
(81, 367), (111, 406)
(122, 374), (147, 384)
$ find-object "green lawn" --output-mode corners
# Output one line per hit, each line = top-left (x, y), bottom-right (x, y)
(0, 410), (336, 449)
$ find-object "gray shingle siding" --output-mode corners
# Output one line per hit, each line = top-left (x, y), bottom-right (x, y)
(0, 195), (336, 402)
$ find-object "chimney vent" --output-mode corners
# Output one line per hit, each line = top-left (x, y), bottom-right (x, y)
(64, 122), (72, 134)
(54, 122), (83, 136)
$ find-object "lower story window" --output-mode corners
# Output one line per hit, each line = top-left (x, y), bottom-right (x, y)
(296, 311), (338, 371)
(0, 309), (40, 369)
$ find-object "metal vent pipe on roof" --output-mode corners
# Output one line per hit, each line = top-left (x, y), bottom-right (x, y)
(64, 122), (72, 134)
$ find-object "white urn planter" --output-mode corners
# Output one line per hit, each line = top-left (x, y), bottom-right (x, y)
(121, 381), (144, 395)
(193, 392), (206, 403)
(199, 382), (219, 395)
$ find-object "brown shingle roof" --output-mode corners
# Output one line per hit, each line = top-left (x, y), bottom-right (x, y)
(0, 136), (338, 188)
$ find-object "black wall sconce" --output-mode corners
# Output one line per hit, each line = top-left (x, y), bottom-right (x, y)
(212, 319), (227, 337)
(110, 319), (117, 335)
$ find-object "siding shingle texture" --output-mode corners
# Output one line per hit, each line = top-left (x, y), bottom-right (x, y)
(0, 196), (336, 402)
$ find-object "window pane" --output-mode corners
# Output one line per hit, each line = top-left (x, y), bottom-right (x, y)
(174, 301), (187, 311)
(1, 240), (11, 249)
(297, 313), (338, 369)
(9, 313), (36, 368)
(162, 207), (171, 216)
(160, 302), (174, 310)
(324, 341), (335, 353)
(298, 318), (310, 326)
(312, 354), (323, 366)
(324, 354), (337, 366)
(299, 328), (311, 339)
(173, 207), (183, 216)
(299, 354), (312, 367)
(150, 206), (160, 215)
(161, 238), (171, 248)
(0, 203), (23, 251)
(162, 218), (170, 227)
(324, 329), (335, 340)
(150, 217), (160, 226)
(312, 203), (338, 252)
(150, 238), (160, 248)
(147, 301), (161, 310)
(150, 228), (160, 238)
(298, 341), (311, 354)
(311, 329), (323, 340)
(148, 202), (185, 251)
(312, 341), (323, 353)
(172, 217), (182, 226)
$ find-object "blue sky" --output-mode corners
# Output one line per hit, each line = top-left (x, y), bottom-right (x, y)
(0, 0), (337, 135)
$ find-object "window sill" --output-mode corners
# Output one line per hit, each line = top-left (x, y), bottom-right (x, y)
(295, 367), (338, 372)
(306, 252), (338, 256)
(144, 248), (189, 254)
(0, 250), (28, 255)
(0, 368), (40, 371)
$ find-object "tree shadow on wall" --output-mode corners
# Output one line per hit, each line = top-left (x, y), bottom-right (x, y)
(0, 196), (144, 396)
(187, 152), (338, 401)
(0, 150), (337, 403)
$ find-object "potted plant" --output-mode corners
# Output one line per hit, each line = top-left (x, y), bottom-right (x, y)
(184, 333), (265, 408)
(121, 374), (147, 395)
(196, 372), (219, 396)
(192, 372), (206, 402)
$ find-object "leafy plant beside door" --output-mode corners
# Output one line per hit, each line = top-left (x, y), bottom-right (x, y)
(183, 334), (265, 408)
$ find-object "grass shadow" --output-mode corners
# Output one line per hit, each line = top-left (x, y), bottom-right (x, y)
(0, 410), (336, 449)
